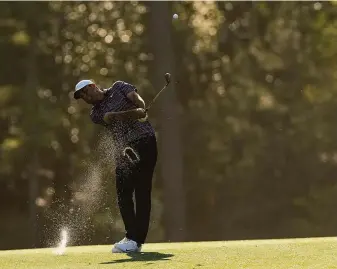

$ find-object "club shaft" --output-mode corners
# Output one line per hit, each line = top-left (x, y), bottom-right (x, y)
(146, 82), (169, 111)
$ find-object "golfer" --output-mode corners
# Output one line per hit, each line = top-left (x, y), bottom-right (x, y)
(74, 79), (157, 253)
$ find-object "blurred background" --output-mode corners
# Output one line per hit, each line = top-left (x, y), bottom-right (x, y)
(1, 1), (337, 250)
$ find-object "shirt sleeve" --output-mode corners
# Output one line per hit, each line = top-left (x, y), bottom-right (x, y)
(112, 80), (137, 97)
(90, 109), (104, 125)
(104, 87), (114, 97)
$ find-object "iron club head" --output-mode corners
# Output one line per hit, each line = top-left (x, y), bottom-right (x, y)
(164, 73), (171, 84)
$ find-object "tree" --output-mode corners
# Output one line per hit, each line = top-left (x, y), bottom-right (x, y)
(148, 1), (186, 242)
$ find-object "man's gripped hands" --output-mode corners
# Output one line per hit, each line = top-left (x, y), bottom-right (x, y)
(137, 108), (148, 122)
(135, 108), (147, 119)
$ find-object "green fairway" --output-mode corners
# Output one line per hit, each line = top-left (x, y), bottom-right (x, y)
(1, 237), (337, 269)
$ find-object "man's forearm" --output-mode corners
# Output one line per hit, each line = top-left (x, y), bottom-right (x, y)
(133, 96), (145, 109)
(127, 91), (146, 109)
(103, 109), (145, 123)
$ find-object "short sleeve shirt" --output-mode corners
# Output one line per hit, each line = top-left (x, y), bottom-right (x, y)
(90, 81), (155, 145)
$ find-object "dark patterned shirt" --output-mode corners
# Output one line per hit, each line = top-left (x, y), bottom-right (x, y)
(90, 81), (155, 145)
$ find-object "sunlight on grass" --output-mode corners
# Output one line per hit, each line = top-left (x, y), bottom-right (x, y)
(1, 237), (337, 269)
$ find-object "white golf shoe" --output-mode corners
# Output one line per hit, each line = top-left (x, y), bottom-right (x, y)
(111, 237), (128, 253)
(112, 237), (141, 253)
(111, 246), (124, 253)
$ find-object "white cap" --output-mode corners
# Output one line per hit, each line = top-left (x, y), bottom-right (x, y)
(74, 79), (94, 99)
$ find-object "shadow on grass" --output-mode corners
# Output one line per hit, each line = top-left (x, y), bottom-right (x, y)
(100, 252), (174, 265)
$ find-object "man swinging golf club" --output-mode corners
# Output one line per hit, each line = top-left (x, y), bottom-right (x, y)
(73, 79), (157, 253)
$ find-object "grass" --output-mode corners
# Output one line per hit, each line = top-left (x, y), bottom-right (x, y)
(1, 237), (337, 269)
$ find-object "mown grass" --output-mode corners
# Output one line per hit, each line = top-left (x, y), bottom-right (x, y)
(1, 237), (337, 268)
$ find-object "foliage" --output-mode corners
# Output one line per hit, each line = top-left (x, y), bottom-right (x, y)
(1, 1), (337, 249)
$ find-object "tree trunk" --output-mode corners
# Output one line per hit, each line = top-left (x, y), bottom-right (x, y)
(25, 36), (40, 248)
(148, 1), (186, 242)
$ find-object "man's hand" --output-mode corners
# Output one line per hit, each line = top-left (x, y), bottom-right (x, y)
(127, 91), (146, 109)
(103, 108), (147, 124)
(135, 108), (147, 118)
(138, 112), (148, 122)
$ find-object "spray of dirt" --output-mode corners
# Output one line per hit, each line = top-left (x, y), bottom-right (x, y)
(53, 228), (68, 255)
(48, 130), (125, 250)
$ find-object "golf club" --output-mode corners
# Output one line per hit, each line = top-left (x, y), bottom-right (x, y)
(145, 73), (172, 111)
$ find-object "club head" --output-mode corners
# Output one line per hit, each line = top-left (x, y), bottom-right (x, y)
(164, 73), (171, 84)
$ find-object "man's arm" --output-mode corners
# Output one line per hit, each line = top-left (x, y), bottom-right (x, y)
(103, 108), (146, 124)
(126, 91), (146, 109)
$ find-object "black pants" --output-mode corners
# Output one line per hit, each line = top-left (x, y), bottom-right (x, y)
(115, 135), (157, 245)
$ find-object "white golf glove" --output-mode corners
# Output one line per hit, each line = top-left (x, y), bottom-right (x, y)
(138, 113), (148, 122)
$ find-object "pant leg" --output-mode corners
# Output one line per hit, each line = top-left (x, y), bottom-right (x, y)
(115, 153), (137, 242)
(133, 136), (157, 244)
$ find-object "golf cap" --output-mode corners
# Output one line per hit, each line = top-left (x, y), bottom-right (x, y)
(74, 79), (95, 99)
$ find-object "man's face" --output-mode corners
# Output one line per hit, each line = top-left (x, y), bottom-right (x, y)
(78, 84), (101, 104)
